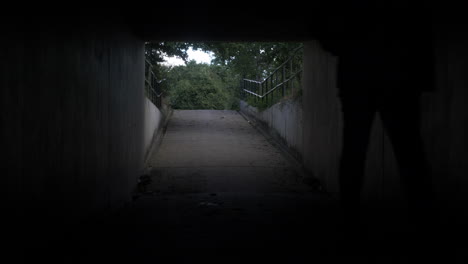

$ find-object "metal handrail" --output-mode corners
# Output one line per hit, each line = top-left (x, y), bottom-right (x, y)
(264, 46), (303, 79)
(145, 59), (164, 108)
(241, 45), (303, 107)
(244, 69), (303, 98)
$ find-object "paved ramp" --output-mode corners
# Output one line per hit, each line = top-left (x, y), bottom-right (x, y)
(147, 110), (308, 193)
(115, 110), (343, 258)
(54, 110), (441, 263)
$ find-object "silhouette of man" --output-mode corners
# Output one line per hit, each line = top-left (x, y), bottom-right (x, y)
(319, 3), (436, 236)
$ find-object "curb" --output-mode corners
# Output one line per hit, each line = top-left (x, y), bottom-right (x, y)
(237, 109), (324, 193)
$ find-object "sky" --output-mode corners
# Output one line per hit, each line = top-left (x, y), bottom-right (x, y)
(162, 47), (214, 66)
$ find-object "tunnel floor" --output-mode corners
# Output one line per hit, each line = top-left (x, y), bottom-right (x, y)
(46, 110), (461, 263)
(147, 110), (311, 194)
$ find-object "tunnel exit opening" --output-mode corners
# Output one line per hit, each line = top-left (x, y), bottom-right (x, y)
(140, 41), (310, 194)
(127, 40), (341, 257)
(144, 41), (303, 111)
(140, 42), (308, 196)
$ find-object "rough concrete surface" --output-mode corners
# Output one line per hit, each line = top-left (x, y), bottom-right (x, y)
(40, 110), (464, 263)
(147, 110), (306, 194)
(143, 97), (163, 163)
(2, 25), (147, 263)
(240, 98), (304, 161)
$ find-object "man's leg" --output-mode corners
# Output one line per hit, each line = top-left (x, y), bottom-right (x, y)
(339, 96), (376, 227)
(379, 95), (435, 233)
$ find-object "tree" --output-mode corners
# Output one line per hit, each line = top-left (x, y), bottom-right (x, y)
(145, 42), (191, 65)
(145, 42), (192, 81)
(195, 42), (302, 80)
(145, 42), (302, 110)
(165, 61), (239, 110)
(146, 41), (302, 82)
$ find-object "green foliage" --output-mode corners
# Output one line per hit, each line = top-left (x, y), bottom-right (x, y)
(196, 42), (302, 80)
(145, 42), (192, 82)
(200, 42), (303, 110)
(165, 61), (239, 110)
(244, 73), (303, 111)
(246, 96), (269, 111)
(146, 42), (191, 65)
(145, 42), (303, 111)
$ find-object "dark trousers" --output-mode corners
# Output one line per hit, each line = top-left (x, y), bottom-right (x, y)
(339, 92), (434, 225)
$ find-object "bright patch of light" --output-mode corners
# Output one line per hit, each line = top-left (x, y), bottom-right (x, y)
(187, 48), (214, 64)
(163, 56), (185, 66)
(162, 47), (214, 66)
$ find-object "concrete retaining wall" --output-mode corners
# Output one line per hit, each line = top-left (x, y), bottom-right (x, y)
(301, 43), (343, 196)
(143, 97), (163, 163)
(240, 98), (303, 161)
(1, 23), (148, 245)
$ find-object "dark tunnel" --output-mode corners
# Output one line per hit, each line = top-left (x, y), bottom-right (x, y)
(2, 1), (468, 263)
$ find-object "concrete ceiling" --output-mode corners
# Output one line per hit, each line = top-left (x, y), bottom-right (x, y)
(5, 1), (452, 42)
(127, 4), (316, 41)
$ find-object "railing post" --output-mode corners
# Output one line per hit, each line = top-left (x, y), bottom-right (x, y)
(260, 82), (263, 104)
(239, 46), (302, 109)
(246, 81), (248, 100)
(150, 71), (153, 93)
(270, 76), (273, 106)
(273, 72), (275, 104)
(262, 82), (265, 104)
(239, 79), (244, 99)
(244, 80), (246, 100)
(282, 66), (285, 97)
(245, 81), (248, 99)
(258, 82), (261, 104)
(247, 81), (249, 100)
(255, 83), (260, 103)
(246, 81), (249, 100)
(243, 80), (245, 100)
(290, 59), (294, 95)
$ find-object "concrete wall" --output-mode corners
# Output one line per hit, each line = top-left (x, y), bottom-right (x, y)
(240, 99), (303, 161)
(421, 23), (468, 224)
(302, 42), (342, 195)
(1, 22), (147, 246)
(302, 23), (468, 222)
(143, 97), (163, 163)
